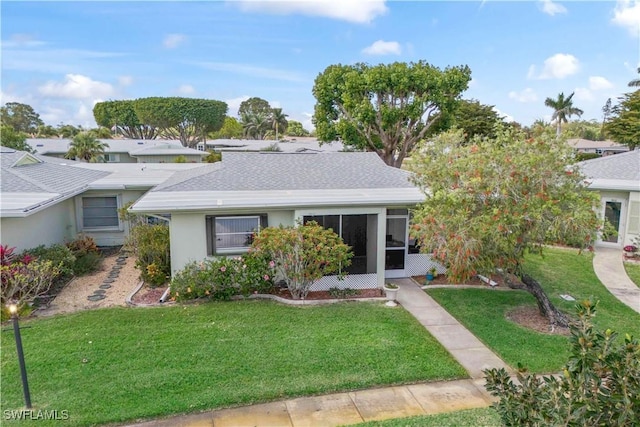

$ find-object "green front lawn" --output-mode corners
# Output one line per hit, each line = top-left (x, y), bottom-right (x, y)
(428, 248), (640, 373)
(624, 261), (640, 287)
(347, 407), (501, 426)
(1, 301), (466, 426)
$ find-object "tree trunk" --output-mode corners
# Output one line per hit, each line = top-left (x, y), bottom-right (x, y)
(501, 272), (570, 327)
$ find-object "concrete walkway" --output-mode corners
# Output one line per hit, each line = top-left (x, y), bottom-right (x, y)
(391, 278), (512, 379)
(126, 279), (511, 426)
(593, 246), (640, 314)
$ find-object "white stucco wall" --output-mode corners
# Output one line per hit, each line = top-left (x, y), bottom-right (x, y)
(1, 199), (76, 252)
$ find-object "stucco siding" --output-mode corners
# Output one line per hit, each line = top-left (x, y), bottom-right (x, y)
(1, 199), (76, 252)
(169, 213), (208, 274)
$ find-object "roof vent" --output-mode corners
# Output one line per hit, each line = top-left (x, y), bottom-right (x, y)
(36, 144), (44, 147)
(137, 142), (144, 145)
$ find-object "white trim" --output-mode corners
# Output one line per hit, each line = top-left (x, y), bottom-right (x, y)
(598, 196), (627, 247)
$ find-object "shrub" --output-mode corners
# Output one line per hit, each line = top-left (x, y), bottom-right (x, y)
(66, 235), (101, 275)
(204, 150), (221, 163)
(251, 221), (352, 299)
(171, 254), (275, 302)
(1, 250), (61, 320)
(484, 299), (640, 427)
(22, 244), (76, 278)
(130, 224), (170, 287)
(328, 287), (359, 299)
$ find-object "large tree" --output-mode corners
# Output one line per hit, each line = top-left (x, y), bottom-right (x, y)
(409, 129), (601, 327)
(629, 67), (640, 87)
(241, 111), (270, 140)
(604, 90), (640, 150)
(0, 125), (33, 152)
(133, 97), (227, 148)
(93, 100), (157, 139)
(0, 102), (43, 134)
(312, 61), (471, 167)
(65, 132), (109, 162)
(238, 97), (271, 119)
(286, 120), (310, 137)
(432, 99), (505, 143)
(544, 92), (584, 137)
(209, 116), (243, 139)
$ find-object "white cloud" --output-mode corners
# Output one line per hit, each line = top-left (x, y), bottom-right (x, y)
(612, 0), (640, 37)
(529, 53), (580, 79)
(225, 96), (250, 116)
(589, 76), (613, 91)
(362, 40), (401, 56)
(118, 75), (133, 86)
(233, 0), (388, 24)
(176, 84), (195, 95)
(493, 107), (514, 123)
(38, 74), (115, 99)
(163, 33), (187, 49)
(508, 88), (538, 103)
(1, 33), (47, 48)
(573, 87), (594, 101)
(539, 0), (567, 16)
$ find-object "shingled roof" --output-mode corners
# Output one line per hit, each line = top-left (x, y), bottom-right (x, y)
(579, 150), (640, 191)
(1, 147), (110, 217)
(130, 152), (424, 213)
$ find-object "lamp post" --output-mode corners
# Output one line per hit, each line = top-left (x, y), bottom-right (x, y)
(8, 303), (32, 409)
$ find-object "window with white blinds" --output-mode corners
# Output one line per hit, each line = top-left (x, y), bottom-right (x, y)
(206, 215), (267, 255)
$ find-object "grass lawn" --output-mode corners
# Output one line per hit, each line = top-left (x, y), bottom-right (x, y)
(347, 407), (501, 426)
(624, 261), (640, 287)
(1, 300), (465, 426)
(427, 248), (640, 373)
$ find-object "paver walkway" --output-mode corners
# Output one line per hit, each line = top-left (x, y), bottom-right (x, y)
(593, 246), (640, 314)
(126, 278), (511, 426)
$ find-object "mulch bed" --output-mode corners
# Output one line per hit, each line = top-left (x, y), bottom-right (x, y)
(132, 285), (168, 305)
(506, 306), (571, 336)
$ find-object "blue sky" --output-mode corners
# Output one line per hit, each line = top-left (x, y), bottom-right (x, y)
(2, 1), (639, 131)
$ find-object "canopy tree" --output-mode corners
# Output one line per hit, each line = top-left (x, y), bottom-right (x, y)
(312, 61), (471, 167)
(409, 129), (601, 327)
(133, 97), (227, 148)
(0, 125), (33, 152)
(65, 132), (109, 162)
(286, 120), (310, 137)
(93, 100), (157, 139)
(209, 116), (243, 139)
(238, 97), (271, 119)
(431, 99), (506, 143)
(604, 90), (640, 150)
(629, 67), (640, 87)
(544, 92), (583, 137)
(0, 102), (43, 134)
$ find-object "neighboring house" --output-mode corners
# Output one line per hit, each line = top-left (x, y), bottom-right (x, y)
(197, 137), (346, 153)
(28, 139), (207, 163)
(0, 147), (206, 251)
(579, 150), (640, 248)
(568, 139), (629, 156)
(129, 152), (437, 290)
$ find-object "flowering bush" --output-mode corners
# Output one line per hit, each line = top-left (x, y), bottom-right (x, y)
(624, 245), (638, 253)
(250, 221), (352, 299)
(1, 245), (61, 320)
(171, 252), (274, 302)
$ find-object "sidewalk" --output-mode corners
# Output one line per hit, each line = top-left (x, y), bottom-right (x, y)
(126, 279), (510, 427)
(592, 246), (640, 314)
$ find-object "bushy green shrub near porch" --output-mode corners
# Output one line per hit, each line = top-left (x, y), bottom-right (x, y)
(22, 244), (76, 279)
(65, 234), (101, 275)
(129, 223), (170, 287)
(171, 252), (274, 301)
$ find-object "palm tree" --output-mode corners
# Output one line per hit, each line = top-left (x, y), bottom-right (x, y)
(269, 108), (288, 141)
(628, 67), (640, 87)
(241, 112), (270, 140)
(65, 132), (109, 162)
(544, 92), (584, 137)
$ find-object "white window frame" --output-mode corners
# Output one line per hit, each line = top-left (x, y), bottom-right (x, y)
(79, 195), (122, 231)
(213, 215), (261, 255)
